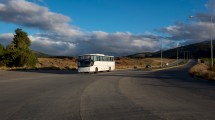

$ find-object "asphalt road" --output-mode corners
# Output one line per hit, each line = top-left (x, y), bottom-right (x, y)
(0, 60), (215, 120)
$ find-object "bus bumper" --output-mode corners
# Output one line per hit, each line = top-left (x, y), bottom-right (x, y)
(78, 67), (91, 72)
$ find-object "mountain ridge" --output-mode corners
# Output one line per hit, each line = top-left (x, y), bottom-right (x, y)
(127, 40), (215, 59)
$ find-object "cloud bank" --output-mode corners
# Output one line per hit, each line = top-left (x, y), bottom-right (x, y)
(160, 0), (215, 45)
(0, 33), (13, 46)
(0, 0), (214, 56)
(0, 0), (82, 36)
(0, 0), (164, 56)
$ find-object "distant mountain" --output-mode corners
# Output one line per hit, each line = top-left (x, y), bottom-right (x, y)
(127, 40), (215, 59)
(126, 52), (153, 58)
(32, 51), (76, 58)
(32, 51), (51, 58)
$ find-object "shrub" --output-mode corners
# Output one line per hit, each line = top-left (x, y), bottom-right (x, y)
(2, 49), (37, 67)
(190, 63), (215, 80)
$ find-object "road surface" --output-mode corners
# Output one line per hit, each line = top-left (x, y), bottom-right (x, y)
(0, 60), (215, 120)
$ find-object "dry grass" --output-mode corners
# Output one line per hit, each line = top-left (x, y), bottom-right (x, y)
(36, 58), (77, 70)
(37, 57), (175, 70)
(189, 63), (215, 80)
(115, 58), (175, 69)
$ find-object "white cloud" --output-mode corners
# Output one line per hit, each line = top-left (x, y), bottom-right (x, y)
(206, 0), (215, 12)
(160, 0), (215, 45)
(0, 3), (5, 11)
(29, 35), (77, 55)
(131, 39), (157, 48)
(22, 31), (159, 56)
(160, 20), (215, 45)
(0, 0), (82, 37)
(0, 33), (13, 46)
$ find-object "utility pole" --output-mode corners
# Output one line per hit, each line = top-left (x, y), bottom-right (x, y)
(184, 51), (186, 63)
(177, 48), (178, 66)
(189, 15), (213, 70)
(177, 42), (179, 66)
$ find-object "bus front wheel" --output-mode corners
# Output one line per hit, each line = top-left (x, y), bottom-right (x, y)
(108, 67), (111, 72)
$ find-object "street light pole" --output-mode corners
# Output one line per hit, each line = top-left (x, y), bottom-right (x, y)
(177, 42), (179, 66)
(161, 39), (163, 67)
(210, 16), (214, 70)
(189, 15), (214, 70)
(186, 51), (188, 61)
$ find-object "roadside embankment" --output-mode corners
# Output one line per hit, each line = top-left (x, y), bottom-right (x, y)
(189, 62), (215, 81)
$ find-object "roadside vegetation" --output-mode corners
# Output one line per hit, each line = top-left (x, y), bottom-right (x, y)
(189, 58), (215, 80)
(115, 57), (175, 69)
(36, 58), (77, 70)
(23, 57), (175, 70)
(0, 29), (37, 69)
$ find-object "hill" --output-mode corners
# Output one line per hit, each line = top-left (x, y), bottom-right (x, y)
(128, 40), (215, 59)
(32, 51), (51, 58)
(33, 40), (215, 59)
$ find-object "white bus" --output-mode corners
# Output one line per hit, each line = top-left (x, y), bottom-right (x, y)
(78, 54), (115, 73)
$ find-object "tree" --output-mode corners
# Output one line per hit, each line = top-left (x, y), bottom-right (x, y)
(2, 28), (38, 67)
(12, 28), (31, 50)
(0, 43), (4, 56)
(0, 43), (5, 66)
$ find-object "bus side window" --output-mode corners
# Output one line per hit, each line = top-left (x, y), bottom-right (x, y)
(90, 56), (94, 61)
(94, 56), (97, 61)
(108, 57), (111, 61)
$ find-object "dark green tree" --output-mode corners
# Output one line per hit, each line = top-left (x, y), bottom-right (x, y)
(0, 43), (5, 66)
(0, 43), (4, 56)
(2, 28), (37, 67)
(12, 28), (31, 50)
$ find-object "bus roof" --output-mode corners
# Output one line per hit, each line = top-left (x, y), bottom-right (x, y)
(79, 54), (114, 57)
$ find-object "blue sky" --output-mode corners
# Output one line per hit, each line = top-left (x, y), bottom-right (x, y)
(32, 0), (206, 34)
(0, 0), (214, 56)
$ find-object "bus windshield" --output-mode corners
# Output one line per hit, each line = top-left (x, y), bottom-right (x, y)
(78, 56), (94, 67)
(78, 55), (91, 60)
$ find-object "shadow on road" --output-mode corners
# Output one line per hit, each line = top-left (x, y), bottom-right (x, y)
(9, 69), (79, 75)
(95, 60), (215, 91)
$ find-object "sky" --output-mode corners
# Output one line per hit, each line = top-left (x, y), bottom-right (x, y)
(0, 0), (214, 56)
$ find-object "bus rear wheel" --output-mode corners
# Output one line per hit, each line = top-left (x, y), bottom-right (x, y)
(95, 67), (98, 73)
